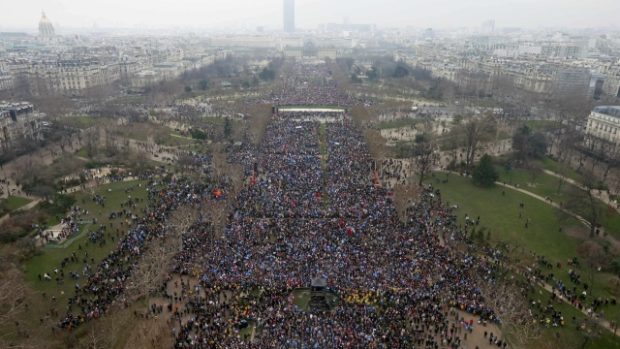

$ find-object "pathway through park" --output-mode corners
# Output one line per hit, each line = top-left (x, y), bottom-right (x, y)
(437, 171), (620, 337)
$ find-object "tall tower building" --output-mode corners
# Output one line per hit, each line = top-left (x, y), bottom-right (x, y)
(283, 0), (295, 33)
(38, 11), (55, 37)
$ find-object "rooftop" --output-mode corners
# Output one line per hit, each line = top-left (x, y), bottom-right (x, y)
(594, 106), (620, 118)
(0, 101), (33, 111)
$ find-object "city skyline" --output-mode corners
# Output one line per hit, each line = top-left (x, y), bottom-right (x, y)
(3, 0), (620, 32)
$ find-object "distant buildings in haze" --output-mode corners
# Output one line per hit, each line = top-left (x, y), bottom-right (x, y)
(585, 106), (620, 149)
(284, 0), (295, 33)
(0, 101), (44, 152)
(38, 12), (55, 38)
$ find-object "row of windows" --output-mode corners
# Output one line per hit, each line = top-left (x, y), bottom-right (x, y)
(589, 121), (619, 134)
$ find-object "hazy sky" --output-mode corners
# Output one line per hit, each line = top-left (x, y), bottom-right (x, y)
(3, 0), (620, 31)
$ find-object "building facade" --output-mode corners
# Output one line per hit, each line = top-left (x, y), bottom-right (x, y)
(0, 102), (44, 152)
(25, 59), (118, 96)
(601, 65), (620, 99)
(585, 106), (620, 149)
(0, 71), (13, 91)
(551, 65), (592, 100)
(38, 12), (55, 38)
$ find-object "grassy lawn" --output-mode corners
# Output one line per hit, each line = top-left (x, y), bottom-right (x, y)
(428, 173), (582, 262)
(0, 195), (31, 213)
(75, 147), (89, 158)
(25, 180), (148, 308)
(427, 173), (620, 324)
(498, 165), (577, 204)
(539, 157), (584, 183)
(170, 133), (194, 141)
(156, 133), (198, 147)
(57, 115), (103, 129)
(497, 165), (620, 240)
(114, 123), (154, 142)
(528, 284), (620, 349)
(523, 120), (558, 132)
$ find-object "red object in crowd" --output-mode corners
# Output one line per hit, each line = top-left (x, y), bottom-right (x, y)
(346, 227), (354, 237)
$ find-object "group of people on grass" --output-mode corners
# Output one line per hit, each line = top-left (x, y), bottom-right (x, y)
(57, 173), (225, 328)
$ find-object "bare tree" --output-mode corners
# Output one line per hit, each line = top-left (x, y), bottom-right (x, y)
(350, 106), (375, 127)
(578, 317), (603, 349)
(125, 206), (199, 301)
(552, 119), (582, 165)
(244, 104), (272, 145)
(83, 127), (100, 158)
(211, 144), (228, 181)
(553, 91), (593, 123)
(462, 116), (497, 172)
(563, 172), (602, 237)
(577, 240), (608, 296)
(601, 146), (620, 184)
(587, 137), (620, 183)
(364, 129), (388, 161)
(551, 127), (582, 194)
(121, 315), (174, 349)
(412, 133), (439, 186)
(202, 197), (229, 237)
(392, 181), (422, 222)
(210, 144), (244, 194)
(0, 269), (29, 337)
(477, 275), (541, 349)
(84, 323), (111, 349)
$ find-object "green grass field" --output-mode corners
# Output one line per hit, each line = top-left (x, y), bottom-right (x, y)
(528, 284), (620, 349)
(57, 115), (105, 130)
(427, 173), (620, 329)
(157, 133), (199, 147)
(75, 147), (89, 158)
(429, 173), (582, 261)
(539, 157), (584, 183)
(497, 165), (620, 240)
(523, 120), (558, 132)
(25, 180), (148, 307)
(0, 196), (31, 213)
(0, 180), (150, 347)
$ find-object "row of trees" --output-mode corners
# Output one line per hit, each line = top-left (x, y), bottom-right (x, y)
(337, 56), (435, 84)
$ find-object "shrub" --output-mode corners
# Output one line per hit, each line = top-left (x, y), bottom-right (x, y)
(473, 155), (498, 187)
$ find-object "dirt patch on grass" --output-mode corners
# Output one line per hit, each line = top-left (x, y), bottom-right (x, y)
(565, 226), (620, 255)
(564, 226), (590, 240)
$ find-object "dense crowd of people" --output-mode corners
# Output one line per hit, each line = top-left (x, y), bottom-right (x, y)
(169, 67), (500, 348)
(44, 63), (506, 348)
(58, 176), (216, 328)
(269, 65), (352, 107)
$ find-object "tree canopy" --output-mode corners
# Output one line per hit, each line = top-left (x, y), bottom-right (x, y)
(473, 154), (499, 187)
(512, 125), (548, 162)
